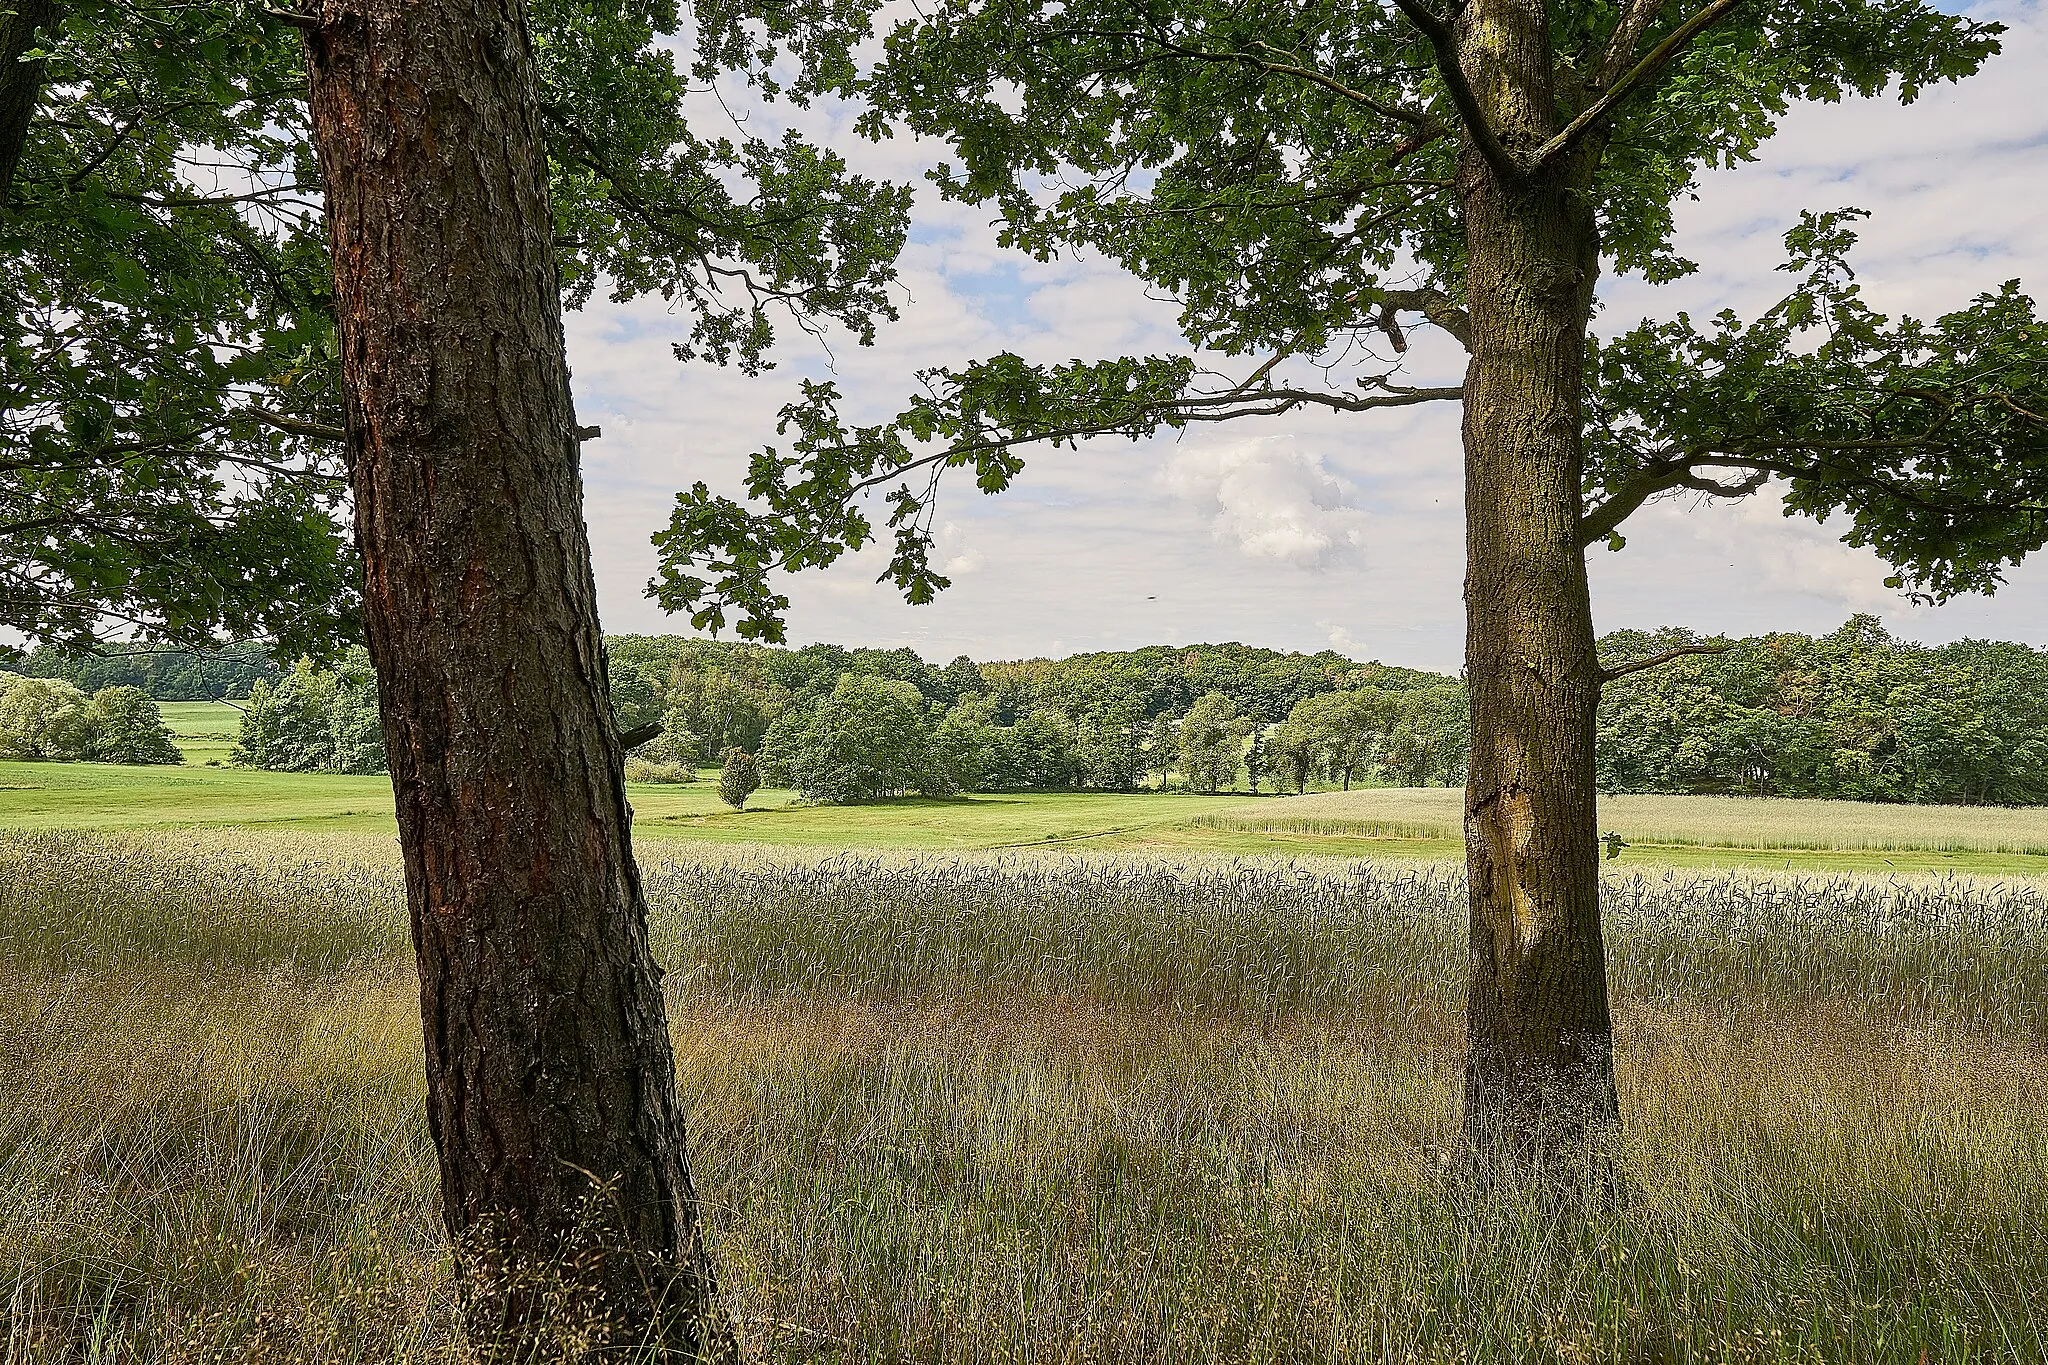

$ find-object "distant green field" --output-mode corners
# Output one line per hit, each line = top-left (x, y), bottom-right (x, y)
(8, 737), (2048, 873)
(157, 700), (243, 765)
(0, 758), (1249, 849)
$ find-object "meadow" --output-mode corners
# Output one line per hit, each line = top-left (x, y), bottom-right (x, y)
(15, 703), (2048, 874)
(3, 830), (2044, 1362)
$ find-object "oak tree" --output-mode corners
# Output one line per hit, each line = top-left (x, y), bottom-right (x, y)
(655, 0), (2048, 1171)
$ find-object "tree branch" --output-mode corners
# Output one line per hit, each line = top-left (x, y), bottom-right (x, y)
(248, 405), (345, 443)
(1597, 0), (1671, 87)
(1532, 0), (1749, 170)
(1368, 285), (1472, 350)
(1070, 27), (1437, 130)
(1598, 641), (1730, 684)
(1387, 0), (1524, 185)
(618, 720), (663, 749)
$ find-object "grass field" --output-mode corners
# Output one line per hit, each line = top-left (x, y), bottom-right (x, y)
(156, 700), (243, 766)
(21, 720), (2048, 872)
(4, 831), (2044, 1361)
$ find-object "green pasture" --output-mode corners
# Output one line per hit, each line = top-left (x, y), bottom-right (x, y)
(157, 699), (243, 765)
(12, 711), (2048, 872)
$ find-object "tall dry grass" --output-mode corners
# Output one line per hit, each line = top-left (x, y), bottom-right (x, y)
(2, 831), (2045, 1361)
(1212, 788), (2048, 854)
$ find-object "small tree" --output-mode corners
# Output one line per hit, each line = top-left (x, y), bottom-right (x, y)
(931, 696), (999, 791)
(1179, 691), (1248, 793)
(1268, 720), (1318, 795)
(718, 748), (760, 809)
(88, 686), (182, 765)
(1244, 727), (1267, 794)
(1076, 703), (1147, 790)
(1145, 713), (1178, 790)
(1012, 707), (1082, 788)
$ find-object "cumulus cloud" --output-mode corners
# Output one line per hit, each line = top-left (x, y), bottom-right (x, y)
(1162, 439), (1370, 569)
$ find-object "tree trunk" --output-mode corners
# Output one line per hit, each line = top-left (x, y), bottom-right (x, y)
(0, 0), (61, 205)
(302, 2), (728, 1354)
(1455, 0), (1617, 1174)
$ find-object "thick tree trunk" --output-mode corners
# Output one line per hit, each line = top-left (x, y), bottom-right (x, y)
(1455, 0), (1617, 1173)
(0, 0), (61, 205)
(302, 2), (728, 1354)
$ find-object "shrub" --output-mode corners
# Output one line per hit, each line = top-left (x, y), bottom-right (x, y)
(624, 758), (696, 784)
(718, 748), (760, 809)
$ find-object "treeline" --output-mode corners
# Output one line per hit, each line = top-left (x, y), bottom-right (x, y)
(1598, 615), (2048, 804)
(5, 642), (278, 700)
(31, 620), (2048, 806)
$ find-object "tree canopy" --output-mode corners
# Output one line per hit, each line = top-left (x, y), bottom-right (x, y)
(650, 0), (2046, 634)
(0, 0), (911, 652)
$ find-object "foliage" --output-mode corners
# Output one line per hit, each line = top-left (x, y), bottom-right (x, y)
(83, 685), (183, 765)
(1598, 615), (2048, 804)
(4, 0), (911, 651)
(649, 0), (2045, 659)
(639, 709), (708, 768)
(15, 642), (278, 700)
(1, 0), (353, 654)
(1382, 684), (1472, 789)
(0, 675), (94, 760)
(0, 673), (180, 763)
(718, 749), (761, 810)
(231, 653), (385, 775)
(762, 673), (946, 802)
(1177, 691), (1248, 794)
(607, 664), (664, 736)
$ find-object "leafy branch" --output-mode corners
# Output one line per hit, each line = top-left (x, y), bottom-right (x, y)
(651, 352), (1459, 639)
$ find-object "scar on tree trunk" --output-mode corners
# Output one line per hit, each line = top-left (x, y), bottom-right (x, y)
(301, 0), (731, 1354)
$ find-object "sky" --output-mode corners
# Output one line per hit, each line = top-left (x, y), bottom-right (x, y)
(564, 2), (2048, 674)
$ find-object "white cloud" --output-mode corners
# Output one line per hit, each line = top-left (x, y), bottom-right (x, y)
(1162, 438), (1370, 569)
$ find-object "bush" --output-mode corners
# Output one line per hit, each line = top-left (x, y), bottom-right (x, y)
(624, 757), (696, 784)
(718, 748), (760, 809)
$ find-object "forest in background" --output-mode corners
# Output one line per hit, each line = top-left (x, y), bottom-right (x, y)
(10, 615), (2048, 805)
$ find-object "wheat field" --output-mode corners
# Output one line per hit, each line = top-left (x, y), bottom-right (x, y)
(1206, 787), (2048, 855)
(3, 831), (2045, 1361)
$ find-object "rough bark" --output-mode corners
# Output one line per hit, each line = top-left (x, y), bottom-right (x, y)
(0, 0), (61, 206)
(1454, 0), (1619, 1173)
(301, 1), (728, 1353)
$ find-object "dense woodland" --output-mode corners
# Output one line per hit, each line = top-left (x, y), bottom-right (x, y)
(7, 642), (277, 700)
(16, 618), (2048, 804)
